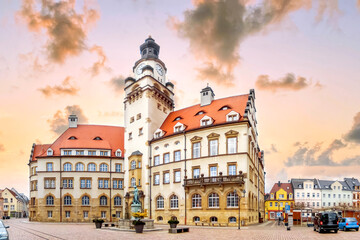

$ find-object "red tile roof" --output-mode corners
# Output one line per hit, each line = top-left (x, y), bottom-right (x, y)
(270, 183), (293, 195)
(32, 144), (52, 161)
(159, 94), (250, 137)
(32, 125), (124, 160)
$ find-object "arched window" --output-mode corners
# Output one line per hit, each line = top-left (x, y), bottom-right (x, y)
(131, 178), (136, 187)
(100, 196), (108, 206)
(63, 163), (72, 171)
(193, 216), (200, 223)
(170, 195), (179, 209)
(210, 216), (218, 223)
(157, 216), (163, 221)
(208, 193), (219, 208)
(88, 163), (96, 171)
(76, 163), (84, 171)
(46, 196), (54, 206)
(192, 194), (201, 208)
(227, 192), (239, 207)
(99, 163), (108, 172)
(131, 160), (136, 170)
(82, 196), (90, 206)
(64, 196), (72, 205)
(229, 217), (237, 223)
(114, 196), (121, 206)
(157, 196), (164, 209)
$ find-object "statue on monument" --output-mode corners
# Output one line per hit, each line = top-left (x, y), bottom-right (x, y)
(133, 186), (141, 205)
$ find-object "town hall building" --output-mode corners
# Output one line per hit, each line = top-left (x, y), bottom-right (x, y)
(28, 37), (265, 226)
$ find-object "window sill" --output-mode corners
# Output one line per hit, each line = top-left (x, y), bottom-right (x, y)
(169, 208), (179, 211)
(190, 208), (203, 210)
(206, 207), (221, 210)
(155, 209), (164, 211)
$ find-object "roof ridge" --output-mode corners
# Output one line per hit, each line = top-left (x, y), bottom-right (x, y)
(171, 93), (250, 113)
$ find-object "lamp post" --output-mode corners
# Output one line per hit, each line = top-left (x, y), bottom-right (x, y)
(234, 189), (246, 230)
(278, 200), (280, 225)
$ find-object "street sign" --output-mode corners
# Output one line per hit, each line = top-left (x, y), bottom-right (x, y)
(276, 212), (281, 218)
(285, 205), (290, 213)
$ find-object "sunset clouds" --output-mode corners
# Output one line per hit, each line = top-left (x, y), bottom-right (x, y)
(89, 45), (109, 76)
(48, 105), (88, 134)
(109, 75), (125, 93)
(344, 112), (360, 144)
(172, 0), (342, 85)
(38, 76), (79, 97)
(255, 73), (313, 92)
(18, 0), (99, 63)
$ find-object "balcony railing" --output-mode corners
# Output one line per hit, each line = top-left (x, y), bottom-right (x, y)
(184, 172), (246, 187)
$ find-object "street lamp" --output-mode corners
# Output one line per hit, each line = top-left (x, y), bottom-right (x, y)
(234, 189), (246, 230)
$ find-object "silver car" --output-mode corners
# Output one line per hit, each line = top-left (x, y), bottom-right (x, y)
(0, 220), (9, 240)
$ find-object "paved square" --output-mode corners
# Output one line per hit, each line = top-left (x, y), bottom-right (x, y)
(3, 219), (360, 240)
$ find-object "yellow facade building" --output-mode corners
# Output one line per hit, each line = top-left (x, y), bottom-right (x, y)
(265, 182), (294, 220)
(1, 188), (28, 218)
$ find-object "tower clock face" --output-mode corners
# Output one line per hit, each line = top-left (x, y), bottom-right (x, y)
(156, 64), (163, 76)
(136, 63), (146, 75)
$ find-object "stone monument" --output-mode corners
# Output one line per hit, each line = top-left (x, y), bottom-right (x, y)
(130, 186), (142, 219)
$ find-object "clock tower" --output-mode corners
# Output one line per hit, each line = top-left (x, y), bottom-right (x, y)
(133, 36), (167, 84)
(123, 37), (174, 218)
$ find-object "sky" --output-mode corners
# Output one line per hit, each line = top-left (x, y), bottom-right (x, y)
(0, 0), (360, 196)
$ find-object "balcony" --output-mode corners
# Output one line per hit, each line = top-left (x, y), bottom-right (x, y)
(184, 172), (246, 188)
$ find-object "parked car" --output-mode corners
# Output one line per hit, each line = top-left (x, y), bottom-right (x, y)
(339, 217), (359, 231)
(313, 212), (338, 233)
(0, 220), (10, 240)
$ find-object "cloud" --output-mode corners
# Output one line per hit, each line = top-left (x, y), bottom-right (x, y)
(38, 76), (79, 97)
(171, 0), (340, 85)
(255, 73), (314, 92)
(0, 144), (5, 152)
(271, 144), (278, 153)
(196, 62), (234, 87)
(285, 139), (350, 166)
(18, 0), (99, 63)
(47, 105), (88, 134)
(344, 112), (360, 144)
(109, 75), (125, 93)
(18, 52), (48, 72)
(89, 45), (110, 76)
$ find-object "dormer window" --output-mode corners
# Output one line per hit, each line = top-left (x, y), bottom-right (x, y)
(200, 115), (213, 126)
(93, 137), (102, 140)
(115, 149), (122, 157)
(47, 148), (53, 156)
(174, 116), (182, 121)
(226, 111), (240, 122)
(195, 111), (205, 116)
(219, 106), (230, 111)
(173, 122), (185, 133)
(154, 129), (164, 139)
(68, 136), (77, 140)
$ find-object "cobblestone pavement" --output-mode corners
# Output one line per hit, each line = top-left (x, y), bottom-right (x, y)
(2, 218), (360, 240)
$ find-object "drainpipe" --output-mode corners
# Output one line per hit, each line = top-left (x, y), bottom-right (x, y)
(184, 132), (187, 225)
(110, 157), (112, 222)
(149, 141), (152, 219)
(60, 157), (62, 222)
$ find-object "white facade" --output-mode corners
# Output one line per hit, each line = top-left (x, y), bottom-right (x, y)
(293, 179), (322, 209)
(320, 181), (352, 208)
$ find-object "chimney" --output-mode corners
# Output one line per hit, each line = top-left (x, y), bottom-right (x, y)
(278, 181), (281, 187)
(200, 85), (215, 106)
(68, 115), (78, 128)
